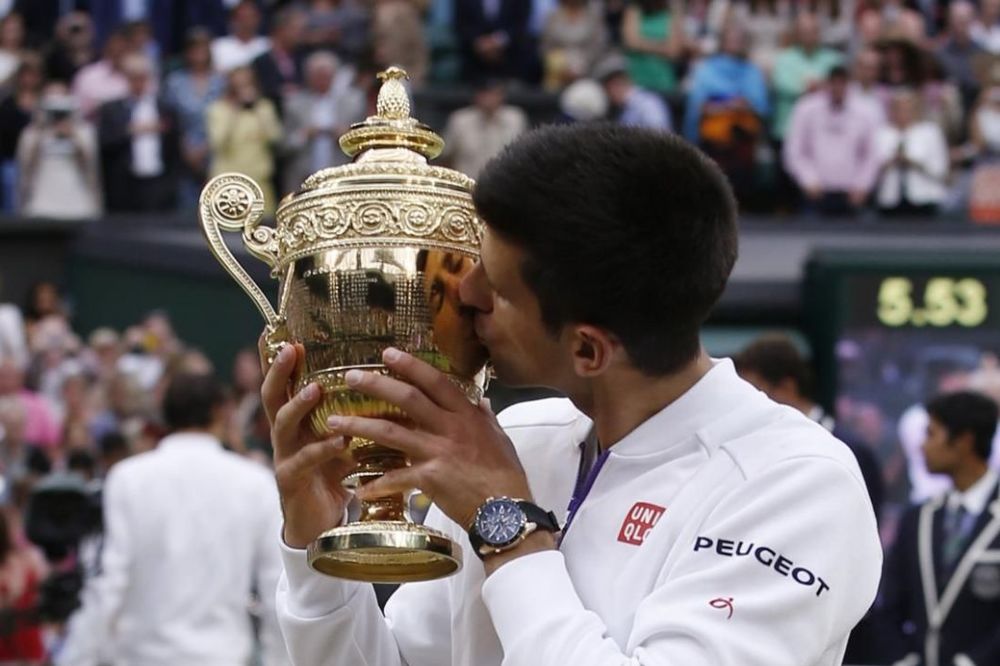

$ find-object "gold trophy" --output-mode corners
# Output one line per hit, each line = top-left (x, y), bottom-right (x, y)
(199, 68), (488, 583)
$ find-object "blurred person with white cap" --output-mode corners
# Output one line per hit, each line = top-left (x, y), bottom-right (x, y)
(558, 77), (608, 121)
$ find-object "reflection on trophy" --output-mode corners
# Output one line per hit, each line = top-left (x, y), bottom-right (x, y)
(198, 67), (489, 583)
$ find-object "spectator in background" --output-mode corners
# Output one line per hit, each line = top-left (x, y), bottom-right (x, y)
(859, 0), (926, 44)
(784, 66), (882, 216)
(17, 83), (101, 220)
(684, 21), (768, 207)
(880, 38), (925, 93)
(937, 1), (986, 114)
(56, 372), (290, 666)
(972, 0), (1000, 54)
(879, 391), (1000, 666)
(0, 11), (25, 89)
(875, 87), (949, 216)
(0, 352), (60, 450)
(0, 506), (47, 664)
(43, 11), (95, 84)
(719, 0), (795, 76)
(540, 0), (609, 91)
(0, 53), (43, 212)
(596, 53), (672, 129)
(455, 0), (537, 83)
(87, 1), (171, 60)
(97, 53), (179, 212)
(0, 302), (27, 371)
(371, 0), (429, 85)
(70, 26), (130, 119)
(851, 46), (887, 116)
(206, 66), (282, 213)
(771, 12), (842, 143)
(441, 78), (528, 178)
(621, 0), (684, 95)
(163, 27), (223, 210)
(122, 19), (160, 70)
(252, 7), (307, 117)
(921, 54), (964, 146)
(282, 51), (364, 192)
(300, 0), (371, 66)
(683, 21), (768, 144)
(211, 0), (269, 73)
(812, 0), (854, 50)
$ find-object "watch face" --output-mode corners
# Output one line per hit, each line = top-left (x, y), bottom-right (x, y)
(475, 498), (525, 547)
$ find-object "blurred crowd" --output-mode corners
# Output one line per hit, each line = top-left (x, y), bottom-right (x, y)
(2, 0), (1000, 219)
(0, 282), (271, 660)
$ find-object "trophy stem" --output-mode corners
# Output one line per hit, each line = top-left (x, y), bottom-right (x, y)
(306, 437), (463, 583)
(349, 442), (410, 523)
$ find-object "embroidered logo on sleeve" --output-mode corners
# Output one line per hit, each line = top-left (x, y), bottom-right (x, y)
(617, 502), (666, 545)
(709, 597), (735, 619)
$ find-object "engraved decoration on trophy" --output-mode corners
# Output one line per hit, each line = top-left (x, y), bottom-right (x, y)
(199, 67), (489, 583)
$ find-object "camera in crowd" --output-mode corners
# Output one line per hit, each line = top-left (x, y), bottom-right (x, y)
(22, 468), (103, 624)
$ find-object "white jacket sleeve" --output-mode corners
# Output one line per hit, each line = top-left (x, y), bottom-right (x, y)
(55, 469), (133, 666)
(480, 455), (882, 666)
(275, 506), (455, 666)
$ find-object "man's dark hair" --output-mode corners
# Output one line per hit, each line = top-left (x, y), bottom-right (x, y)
(473, 124), (738, 376)
(925, 390), (998, 462)
(162, 372), (227, 432)
(733, 334), (813, 397)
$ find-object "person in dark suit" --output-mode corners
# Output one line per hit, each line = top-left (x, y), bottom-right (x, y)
(97, 52), (179, 212)
(251, 6), (307, 118)
(880, 390), (1000, 666)
(454, 0), (538, 84)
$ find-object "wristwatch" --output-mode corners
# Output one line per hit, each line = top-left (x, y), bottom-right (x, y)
(468, 496), (560, 560)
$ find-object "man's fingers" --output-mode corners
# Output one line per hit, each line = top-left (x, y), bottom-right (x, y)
(275, 437), (350, 488)
(261, 344), (298, 424)
(340, 370), (442, 429)
(272, 381), (323, 458)
(354, 465), (422, 501)
(325, 414), (429, 459)
(376, 347), (470, 412)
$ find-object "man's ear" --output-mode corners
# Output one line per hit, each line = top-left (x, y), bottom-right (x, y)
(952, 429), (977, 457)
(569, 325), (619, 378)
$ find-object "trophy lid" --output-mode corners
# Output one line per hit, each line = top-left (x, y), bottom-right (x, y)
(258, 67), (480, 272)
(337, 67), (445, 160)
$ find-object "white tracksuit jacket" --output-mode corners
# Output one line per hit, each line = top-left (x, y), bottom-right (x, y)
(276, 359), (883, 666)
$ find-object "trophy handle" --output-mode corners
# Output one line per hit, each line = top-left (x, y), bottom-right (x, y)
(199, 173), (289, 361)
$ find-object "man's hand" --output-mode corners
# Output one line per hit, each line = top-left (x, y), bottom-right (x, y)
(325, 348), (533, 532)
(260, 339), (356, 549)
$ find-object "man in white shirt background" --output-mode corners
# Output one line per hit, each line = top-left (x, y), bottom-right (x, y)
(879, 390), (1000, 666)
(211, 0), (270, 74)
(264, 124), (882, 666)
(56, 372), (290, 666)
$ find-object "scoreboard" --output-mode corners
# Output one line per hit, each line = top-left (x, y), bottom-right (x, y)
(805, 250), (1000, 523)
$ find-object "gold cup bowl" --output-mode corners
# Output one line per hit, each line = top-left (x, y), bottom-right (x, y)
(199, 68), (488, 582)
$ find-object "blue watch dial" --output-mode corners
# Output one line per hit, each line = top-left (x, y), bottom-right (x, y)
(475, 498), (526, 547)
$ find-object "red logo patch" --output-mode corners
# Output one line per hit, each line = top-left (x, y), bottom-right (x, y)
(617, 502), (666, 545)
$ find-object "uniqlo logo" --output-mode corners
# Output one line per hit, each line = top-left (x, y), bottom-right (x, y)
(617, 502), (666, 545)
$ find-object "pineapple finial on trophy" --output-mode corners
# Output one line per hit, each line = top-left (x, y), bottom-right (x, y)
(376, 67), (411, 120)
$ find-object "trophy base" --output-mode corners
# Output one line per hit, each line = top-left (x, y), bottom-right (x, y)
(307, 521), (462, 583)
